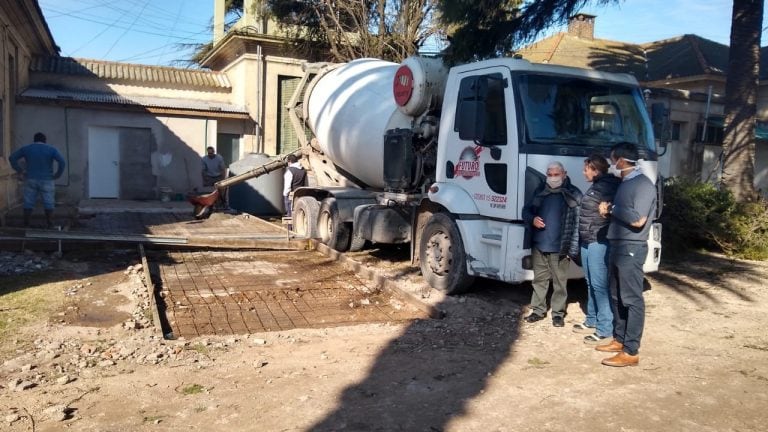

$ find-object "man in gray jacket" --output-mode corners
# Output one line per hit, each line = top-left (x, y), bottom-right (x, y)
(597, 142), (657, 367)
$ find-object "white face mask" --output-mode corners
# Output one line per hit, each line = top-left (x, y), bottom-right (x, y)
(609, 158), (638, 177)
(546, 176), (563, 189)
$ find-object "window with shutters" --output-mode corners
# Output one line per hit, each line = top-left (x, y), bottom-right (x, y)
(277, 76), (301, 155)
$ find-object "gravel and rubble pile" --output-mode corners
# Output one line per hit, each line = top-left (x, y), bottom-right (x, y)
(0, 262), (264, 427)
(1, 332), (259, 426)
(0, 250), (55, 276)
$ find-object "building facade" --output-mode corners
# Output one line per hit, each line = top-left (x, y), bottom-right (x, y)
(0, 0), (57, 220)
(518, 14), (767, 193)
(1, 0), (316, 216)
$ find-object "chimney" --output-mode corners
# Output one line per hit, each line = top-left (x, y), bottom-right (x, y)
(567, 13), (596, 40)
(213, 0), (225, 45)
(243, 0), (266, 33)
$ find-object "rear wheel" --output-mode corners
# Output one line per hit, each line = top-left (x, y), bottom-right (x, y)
(349, 232), (367, 252)
(419, 213), (474, 294)
(293, 196), (320, 238)
(318, 197), (351, 251)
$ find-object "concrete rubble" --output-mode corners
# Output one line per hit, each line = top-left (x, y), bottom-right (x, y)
(0, 250), (55, 276)
(0, 256), (276, 427)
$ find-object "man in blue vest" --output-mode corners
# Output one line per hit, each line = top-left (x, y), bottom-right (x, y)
(9, 132), (66, 228)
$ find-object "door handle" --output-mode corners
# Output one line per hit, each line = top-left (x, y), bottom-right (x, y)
(112, 161), (118, 166)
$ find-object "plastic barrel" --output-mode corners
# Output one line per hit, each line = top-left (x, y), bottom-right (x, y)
(227, 153), (285, 216)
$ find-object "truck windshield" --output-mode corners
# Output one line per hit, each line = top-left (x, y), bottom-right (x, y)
(516, 74), (655, 155)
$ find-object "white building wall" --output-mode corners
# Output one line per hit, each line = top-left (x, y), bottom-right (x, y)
(13, 103), (252, 204)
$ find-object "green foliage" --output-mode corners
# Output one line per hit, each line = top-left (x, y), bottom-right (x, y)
(180, 384), (206, 395)
(661, 178), (768, 260)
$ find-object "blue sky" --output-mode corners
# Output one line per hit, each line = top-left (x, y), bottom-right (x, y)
(39, 0), (767, 67)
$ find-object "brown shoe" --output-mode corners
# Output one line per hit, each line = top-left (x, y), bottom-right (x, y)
(595, 339), (623, 352)
(601, 352), (639, 367)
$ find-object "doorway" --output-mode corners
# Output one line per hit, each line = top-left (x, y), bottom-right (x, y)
(88, 126), (120, 198)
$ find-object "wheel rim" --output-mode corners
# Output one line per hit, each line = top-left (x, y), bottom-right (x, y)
(319, 211), (333, 242)
(425, 230), (452, 276)
(294, 209), (307, 236)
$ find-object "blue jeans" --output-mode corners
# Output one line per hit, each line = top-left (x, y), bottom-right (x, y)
(581, 242), (613, 338)
(23, 178), (55, 210)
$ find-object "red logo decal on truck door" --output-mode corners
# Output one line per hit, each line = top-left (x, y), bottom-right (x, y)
(454, 146), (481, 179)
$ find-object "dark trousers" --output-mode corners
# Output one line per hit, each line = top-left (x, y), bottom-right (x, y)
(608, 241), (647, 356)
(530, 248), (569, 318)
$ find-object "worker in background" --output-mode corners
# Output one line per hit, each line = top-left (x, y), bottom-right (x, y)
(9, 132), (66, 228)
(201, 146), (226, 187)
(283, 154), (306, 217)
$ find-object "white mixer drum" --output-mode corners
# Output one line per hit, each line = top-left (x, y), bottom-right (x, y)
(306, 59), (413, 189)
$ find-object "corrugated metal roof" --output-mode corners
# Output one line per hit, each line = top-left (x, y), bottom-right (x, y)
(30, 56), (231, 89)
(21, 87), (248, 114)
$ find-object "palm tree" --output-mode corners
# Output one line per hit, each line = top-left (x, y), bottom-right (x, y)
(721, 0), (763, 202)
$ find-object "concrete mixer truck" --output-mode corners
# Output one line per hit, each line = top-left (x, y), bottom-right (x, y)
(285, 56), (663, 294)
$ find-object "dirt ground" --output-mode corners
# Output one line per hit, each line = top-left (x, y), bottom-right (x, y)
(1, 244), (767, 432)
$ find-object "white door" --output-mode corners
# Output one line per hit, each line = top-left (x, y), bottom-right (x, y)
(88, 127), (120, 198)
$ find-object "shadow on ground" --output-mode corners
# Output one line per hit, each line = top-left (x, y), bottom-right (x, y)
(648, 251), (759, 305)
(306, 250), (588, 431)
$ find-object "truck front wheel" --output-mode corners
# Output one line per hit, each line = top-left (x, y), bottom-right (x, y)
(293, 196), (320, 239)
(419, 213), (475, 295)
(318, 197), (351, 251)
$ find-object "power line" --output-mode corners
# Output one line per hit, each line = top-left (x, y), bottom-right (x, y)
(41, 5), (209, 42)
(158, 0), (187, 65)
(68, 3), (133, 56)
(103, 0), (152, 58)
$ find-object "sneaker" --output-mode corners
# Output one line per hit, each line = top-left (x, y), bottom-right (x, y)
(552, 316), (565, 327)
(584, 333), (609, 345)
(572, 323), (595, 334)
(524, 313), (545, 323)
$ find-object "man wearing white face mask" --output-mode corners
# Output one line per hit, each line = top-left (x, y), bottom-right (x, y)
(596, 142), (657, 367)
(522, 161), (582, 327)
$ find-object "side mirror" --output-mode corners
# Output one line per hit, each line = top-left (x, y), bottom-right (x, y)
(651, 102), (670, 149)
(455, 75), (507, 146)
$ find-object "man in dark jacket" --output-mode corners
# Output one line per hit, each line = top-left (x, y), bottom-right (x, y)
(575, 154), (621, 344)
(522, 161), (582, 327)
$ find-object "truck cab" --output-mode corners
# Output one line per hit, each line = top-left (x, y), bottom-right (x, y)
(423, 59), (661, 291)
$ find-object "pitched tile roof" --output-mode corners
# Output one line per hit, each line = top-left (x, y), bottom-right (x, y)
(20, 87), (247, 115)
(30, 57), (231, 89)
(518, 33), (738, 83)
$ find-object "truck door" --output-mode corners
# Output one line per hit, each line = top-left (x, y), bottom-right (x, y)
(438, 66), (519, 220)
